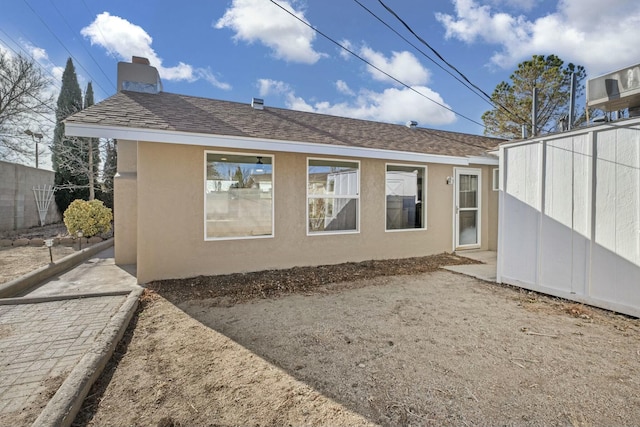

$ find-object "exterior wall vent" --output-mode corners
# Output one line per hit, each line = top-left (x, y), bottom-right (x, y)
(251, 98), (264, 110)
(587, 63), (640, 111)
(406, 120), (418, 129)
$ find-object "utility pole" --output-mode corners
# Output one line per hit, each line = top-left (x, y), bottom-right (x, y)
(532, 87), (538, 137)
(568, 72), (576, 130)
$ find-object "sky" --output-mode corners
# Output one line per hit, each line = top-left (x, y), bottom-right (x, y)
(2, 0), (640, 168)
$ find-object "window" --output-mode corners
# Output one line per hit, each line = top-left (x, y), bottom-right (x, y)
(386, 164), (425, 230)
(307, 159), (359, 234)
(205, 152), (273, 240)
(492, 168), (499, 191)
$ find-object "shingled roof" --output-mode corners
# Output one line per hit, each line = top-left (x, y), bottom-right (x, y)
(66, 90), (504, 158)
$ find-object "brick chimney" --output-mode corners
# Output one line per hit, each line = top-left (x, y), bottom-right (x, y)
(117, 56), (162, 93)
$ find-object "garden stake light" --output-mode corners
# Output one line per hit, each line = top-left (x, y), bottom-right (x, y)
(44, 239), (54, 263)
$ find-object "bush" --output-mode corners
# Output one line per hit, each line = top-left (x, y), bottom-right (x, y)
(63, 199), (113, 237)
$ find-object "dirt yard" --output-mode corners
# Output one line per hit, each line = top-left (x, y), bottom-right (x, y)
(0, 223), (78, 284)
(73, 255), (640, 427)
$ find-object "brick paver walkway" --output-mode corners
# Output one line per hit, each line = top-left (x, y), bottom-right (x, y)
(0, 296), (127, 416)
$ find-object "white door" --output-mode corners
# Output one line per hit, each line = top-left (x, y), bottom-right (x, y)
(455, 168), (481, 249)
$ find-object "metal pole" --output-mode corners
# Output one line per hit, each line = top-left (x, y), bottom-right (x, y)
(568, 72), (576, 130)
(532, 87), (538, 137)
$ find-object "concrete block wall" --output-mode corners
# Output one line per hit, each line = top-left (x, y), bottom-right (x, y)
(0, 161), (61, 231)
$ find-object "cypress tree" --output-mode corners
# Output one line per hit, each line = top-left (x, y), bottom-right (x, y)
(53, 58), (86, 213)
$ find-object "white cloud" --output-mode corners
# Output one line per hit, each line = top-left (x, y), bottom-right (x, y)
(359, 47), (431, 86)
(436, 0), (640, 75)
(81, 12), (231, 89)
(338, 41), (431, 87)
(335, 80), (355, 96)
(51, 66), (65, 84)
(257, 79), (291, 97)
(197, 69), (232, 91)
(338, 39), (354, 60)
(256, 43), (449, 125)
(283, 86), (456, 126)
(215, 0), (325, 64)
(27, 45), (48, 62)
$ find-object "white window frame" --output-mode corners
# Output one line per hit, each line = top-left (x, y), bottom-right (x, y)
(306, 157), (360, 236)
(385, 163), (427, 233)
(492, 168), (499, 191)
(204, 150), (275, 241)
(454, 167), (482, 249)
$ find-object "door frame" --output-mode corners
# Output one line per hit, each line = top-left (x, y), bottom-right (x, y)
(453, 167), (482, 250)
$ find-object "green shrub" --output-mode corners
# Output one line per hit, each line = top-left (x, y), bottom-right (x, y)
(63, 199), (113, 237)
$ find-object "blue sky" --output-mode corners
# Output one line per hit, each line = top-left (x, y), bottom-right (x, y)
(2, 0), (640, 164)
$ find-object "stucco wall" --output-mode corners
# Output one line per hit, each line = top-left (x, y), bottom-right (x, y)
(0, 161), (61, 231)
(113, 139), (138, 264)
(132, 142), (497, 283)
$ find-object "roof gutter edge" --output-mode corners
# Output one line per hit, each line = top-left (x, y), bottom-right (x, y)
(64, 122), (484, 166)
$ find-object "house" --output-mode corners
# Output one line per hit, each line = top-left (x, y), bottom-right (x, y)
(65, 57), (503, 283)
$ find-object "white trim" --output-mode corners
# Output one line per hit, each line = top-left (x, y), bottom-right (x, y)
(203, 150), (275, 241)
(454, 167), (482, 250)
(492, 168), (499, 191)
(467, 155), (499, 165)
(65, 122), (488, 166)
(384, 162), (427, 232)
(306, 157), (360, 236)
(498, 117), (640, 151)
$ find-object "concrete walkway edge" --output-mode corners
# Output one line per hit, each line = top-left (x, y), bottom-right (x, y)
(0, 239), (114, 298)
(32, 287), (144, 427)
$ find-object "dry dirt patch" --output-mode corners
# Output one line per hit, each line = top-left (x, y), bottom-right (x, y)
(74, 255), (640, 426)
(0, 245), (77, 284)
(0, 223), (76, 284)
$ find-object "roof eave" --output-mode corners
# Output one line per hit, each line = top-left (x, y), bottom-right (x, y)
(64, 122), (495, 166)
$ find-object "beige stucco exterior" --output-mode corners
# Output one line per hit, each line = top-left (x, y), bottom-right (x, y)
(121, 141), (497, 283)
(113, 139), (138, 264)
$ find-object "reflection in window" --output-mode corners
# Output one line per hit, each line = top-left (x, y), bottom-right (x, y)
(459, 174), (478, 208)
(386, 165), (425, 230)
(205, 152), (273, 239)
(308, 159), (359, 233)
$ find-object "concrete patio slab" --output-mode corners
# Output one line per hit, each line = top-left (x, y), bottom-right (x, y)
(444, 250), (497, 282)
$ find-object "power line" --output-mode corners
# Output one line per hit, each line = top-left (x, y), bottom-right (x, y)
(374, 0), (530, 127)
(0, 29), (63, 93)
(0, 37), (59, 118)
(351, 0), (493, 109)
(267, 0), (486, 129)
(48, 0), (116, 92)
(21, 0), (111, 98)
(80, 0), (116, 62)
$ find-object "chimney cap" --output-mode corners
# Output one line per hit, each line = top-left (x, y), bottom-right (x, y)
(132, 56), (150, 65)
(251, 98), (264, 110)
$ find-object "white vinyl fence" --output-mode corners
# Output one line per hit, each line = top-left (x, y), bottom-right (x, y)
(497, 118), (640, 317)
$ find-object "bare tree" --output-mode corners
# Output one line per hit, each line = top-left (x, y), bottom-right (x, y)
(0, 51), (53, 163)
(50, 134), (101, 196)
